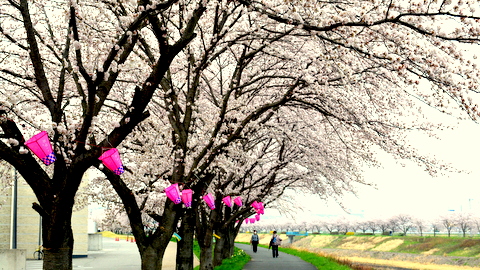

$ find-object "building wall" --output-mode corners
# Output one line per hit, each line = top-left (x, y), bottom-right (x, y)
(0, 175), (88, 258)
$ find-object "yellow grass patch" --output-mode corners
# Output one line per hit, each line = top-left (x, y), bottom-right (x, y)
(371, 239), (404, 251)
(235, 233), (252, 243)
(339, 237), (377, 250)
(422, 248), (440, 255)
(371, 236), (388, 244)
(307, 235), (337, 248)
(343, 256), (480, 270)
(235, 233), (287, 245)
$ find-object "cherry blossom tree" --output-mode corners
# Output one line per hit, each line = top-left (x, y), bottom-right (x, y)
(393, 214), (414, 236)
(1, 0), (480, 270)
(367, 220), (380, 235)
(358, 221), (370, 234)
(414, 218), (427, 237)
(440, 214), (457, 237)
(432, 221), (442, 237)
(0, 0), (206, 268)
(378, 219), (391, 235)
(456, 212), (473, 237)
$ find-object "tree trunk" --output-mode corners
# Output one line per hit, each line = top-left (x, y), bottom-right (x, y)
(176, 209), (195, 270)
(225, 226), (238, 258)
(199, 242), (214, 270)
(218, 223), (237, 262)
(139, 245), (164, 270)
(41, 206), (74, 270)
(137, 205), (180, 270)
(213, 232), (225, 267)
(196, 210), (215, 270)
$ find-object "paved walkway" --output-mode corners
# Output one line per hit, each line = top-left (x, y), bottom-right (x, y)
(26, 237), (198, 270)
(236, 243), (317, 270)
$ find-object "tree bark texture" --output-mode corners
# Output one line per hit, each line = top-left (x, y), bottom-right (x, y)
(41, 204), (74, 270)
(140, 245), (164, 270)
(213, 233), (225, 267)
(176, 209), (196, 270)
(199, 244), (214, 270)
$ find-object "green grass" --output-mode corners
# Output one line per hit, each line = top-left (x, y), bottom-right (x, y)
(389, 236), (480, 256)
(214, 248), (250, 270)
(193, 241), (200, 270)
(277, 246), (353, 270)
(192, 241), (251, 270)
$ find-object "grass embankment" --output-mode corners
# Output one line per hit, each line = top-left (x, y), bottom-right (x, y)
(237, 233), (480, 270)
(290, 234), (480, 257)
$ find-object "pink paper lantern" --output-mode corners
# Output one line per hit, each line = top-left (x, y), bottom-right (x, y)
(165, 183), (181, 204)
(98, 148), (124, 175)
(25, 131), (56, 165)
(181, 189), (193, 207)
(251, 201), (260, 209)
(222, 196), (233, 207)
(258, 202), (264, 210)
(249, 218), (256, 224)
(257, 208), (264, 215)
(255, 214), (260, 221)
(233, 196), (243, 207)
(203, 193), (215, 210)
(245, 219), (249, 224)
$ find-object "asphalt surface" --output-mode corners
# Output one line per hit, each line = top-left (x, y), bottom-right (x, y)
(25, 236), (185, 270)
(236, 243), (317, 270)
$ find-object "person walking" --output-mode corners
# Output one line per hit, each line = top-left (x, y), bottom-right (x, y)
(269, 230), (282, 258)
(250, 230), (260, 252)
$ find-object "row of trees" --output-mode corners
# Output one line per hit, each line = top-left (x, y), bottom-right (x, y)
(245, 212), (480, 238)
(0, 0), (479, 270)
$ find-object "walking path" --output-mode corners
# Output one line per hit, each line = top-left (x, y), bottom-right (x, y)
(236, 243), (317, 270)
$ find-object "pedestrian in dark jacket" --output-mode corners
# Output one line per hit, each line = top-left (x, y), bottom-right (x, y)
(250, 230), (259, 252)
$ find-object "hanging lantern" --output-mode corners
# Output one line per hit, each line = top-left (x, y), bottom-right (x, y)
(255, 214), (260, 221)
(249, 218), (256, 224)
(244, 219), (249, 224)
(203, 193), (215, 210)
(257, 208), (265, 215)
(98, 148), (124, 175)
(251, 201), (260, 209)
(258, 202), (264, 210)
(181, 189), (193, 207)
(165, 183), (182, 204)
(222, 196), (233, 207)
(233, 196), (243, 207)
(25, 131), (56, 165)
